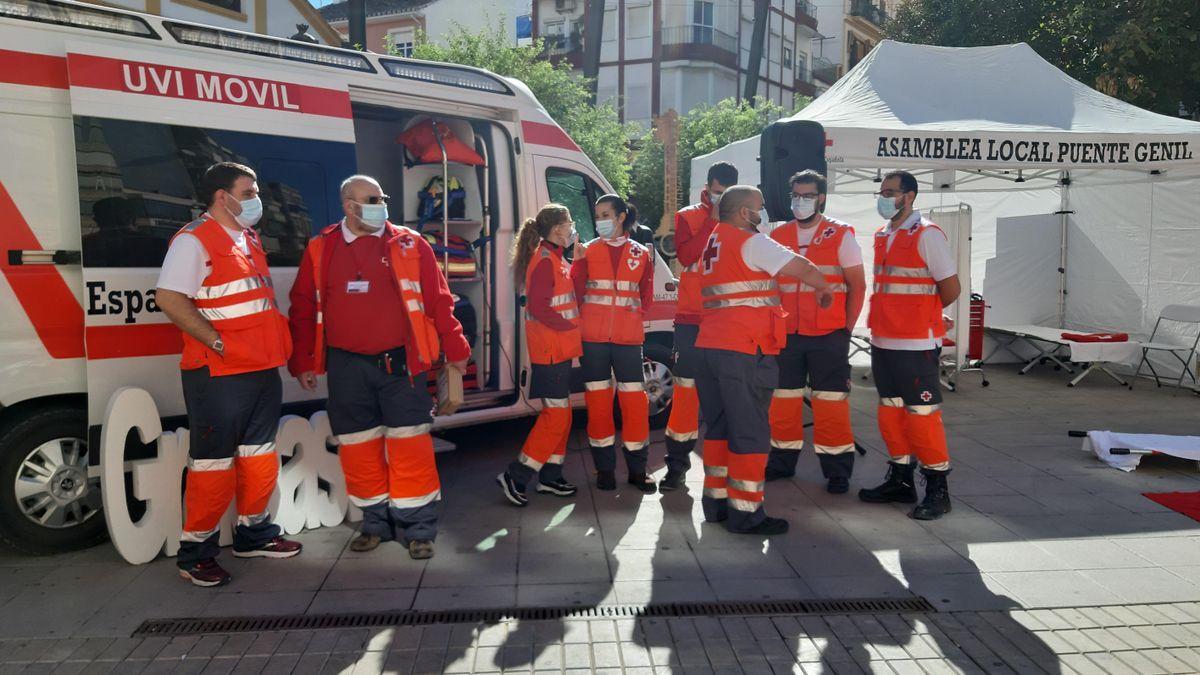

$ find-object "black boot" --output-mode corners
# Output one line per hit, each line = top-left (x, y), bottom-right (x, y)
(819, 453), (855, 494)
(764, 448), (800, 481)
(628, 472), (658, 494)
(858, 461), (917, 504)
(911, 468), (952, 520)
(596, 470), (617, 491)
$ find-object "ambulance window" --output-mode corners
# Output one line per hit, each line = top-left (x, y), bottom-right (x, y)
(546, 168), (597, 242)
(76, 118), (354, 268)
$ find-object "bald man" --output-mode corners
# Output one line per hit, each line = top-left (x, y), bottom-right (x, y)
(693, 185), (832, 536)
(288, 175), (471, 560)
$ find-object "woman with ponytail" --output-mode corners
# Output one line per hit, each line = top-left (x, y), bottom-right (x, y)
(570, 194), (657, 493)
(497, 204), (583, 506)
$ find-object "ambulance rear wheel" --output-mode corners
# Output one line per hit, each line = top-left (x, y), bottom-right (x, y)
(643, 342), (675, 430)
(0, 406), (107, 555)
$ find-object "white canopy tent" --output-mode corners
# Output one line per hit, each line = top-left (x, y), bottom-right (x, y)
(692, 40), (1200, 380)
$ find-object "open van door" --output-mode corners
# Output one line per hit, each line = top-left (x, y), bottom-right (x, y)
(65, 40), (358, 560)
(759, 120), (827, 222)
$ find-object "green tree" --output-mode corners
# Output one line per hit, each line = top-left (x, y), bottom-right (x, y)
(629, 96), (804, 230)
(407, 24), (635, 192)
(886, 0), (1200, 117)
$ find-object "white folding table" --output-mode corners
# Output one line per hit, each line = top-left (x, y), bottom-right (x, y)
(984, 324), (1141, 387)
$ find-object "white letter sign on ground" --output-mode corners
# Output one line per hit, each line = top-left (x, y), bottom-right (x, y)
(100, 388), (356, 565)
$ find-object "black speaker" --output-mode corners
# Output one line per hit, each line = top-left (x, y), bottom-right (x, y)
(759, 120), (827, 222)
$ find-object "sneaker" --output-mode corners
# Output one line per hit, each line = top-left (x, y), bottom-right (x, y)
(658, 470), (686, 492)
(179, 559), (231, 587)
(349, 533), (382, 552)
(732, 516), (790, 536)
(596, 470), (617, 491)
(628, 473), (658, 494)
(536, 478), (578, 497)
(232, 536), (302, 559)
(407, 540), (435, 560)
(497, 472), (528, 507)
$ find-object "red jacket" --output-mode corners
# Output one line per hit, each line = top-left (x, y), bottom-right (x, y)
(673, 190), (719, 325)
(288, 222), (471, 376)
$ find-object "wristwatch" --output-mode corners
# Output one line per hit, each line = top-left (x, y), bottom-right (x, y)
(211, 338), (224, 354)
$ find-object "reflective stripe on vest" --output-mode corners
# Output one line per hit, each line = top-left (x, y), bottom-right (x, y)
(524, 243), (583, 365)
(695, 223), (787, 355)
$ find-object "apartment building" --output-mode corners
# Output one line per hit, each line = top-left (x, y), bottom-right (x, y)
(82, 0), (343, 45)
(812, 0), (891, 86)
(532, 0), (823, 126)
(319, 0), (531, 54)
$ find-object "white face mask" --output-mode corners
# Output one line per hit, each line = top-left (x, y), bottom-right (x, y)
(358, 203), (388, 231)
(595, 218), (616, 239)
(710, 191), (723, 207)
(756, 208), (773, 233)
(791, 197), (817, 221)
(877, 194), (902, 221)
(227, 194), (263, 229)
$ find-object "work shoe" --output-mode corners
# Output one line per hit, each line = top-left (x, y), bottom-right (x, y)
(911, 468), (952, 521)
(733, 516), (789, 536)
(179, 559), (232, 587)
(407, 540), (435, 560)
(349, 533), (382, 552)
(764, 466), (795, 482)
(826, 476), (850, 494)
(497, 472), (528, 507)
(658, 470), (686, 492)
(628, 473), (658, 494)
(858, 461), (918, 504)
(596, 470), (617, 491)
(536, 477), (578, 497)
(232, 536), (303, 559)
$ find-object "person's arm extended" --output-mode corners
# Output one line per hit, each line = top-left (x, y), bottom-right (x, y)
(843, 264), (866, 329)
(778, 255), (833, 308)
(675, 212), (715, 267)
(156, 289), (220, 350)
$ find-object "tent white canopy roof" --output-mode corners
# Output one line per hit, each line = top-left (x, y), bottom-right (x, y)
(694, 40), (1200, 195)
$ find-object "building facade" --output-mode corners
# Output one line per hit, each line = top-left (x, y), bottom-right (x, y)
(319, 0), (531, 55)
(532, 0), (823, 127)
(81, 0), (343, 45)
(812, 0), (891, 87)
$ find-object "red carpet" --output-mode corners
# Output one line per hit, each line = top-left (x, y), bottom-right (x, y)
(1143, 491), (1200, 522)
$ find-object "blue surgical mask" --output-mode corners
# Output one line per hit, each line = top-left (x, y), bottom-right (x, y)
(359, 203), (388, 230)
(595, 218), (616, 238)
(230, 195), (263, 229)
(877, 195), (901, 221)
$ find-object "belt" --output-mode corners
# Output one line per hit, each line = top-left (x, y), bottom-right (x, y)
(330, 346), (409, 376)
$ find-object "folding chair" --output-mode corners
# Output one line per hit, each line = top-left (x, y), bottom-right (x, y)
(1133, 304), (1200, 391)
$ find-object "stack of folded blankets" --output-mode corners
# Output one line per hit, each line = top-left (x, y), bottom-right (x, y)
(422, 231), (477, 278)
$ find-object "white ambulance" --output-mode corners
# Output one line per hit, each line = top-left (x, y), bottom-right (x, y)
(0, 0), (679, 554)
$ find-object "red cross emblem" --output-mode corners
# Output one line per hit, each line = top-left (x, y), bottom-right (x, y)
(701, 234), (721, 274)
(627, 255), (640, 271)
(920, 390), (933, 403)
(400, 236), (415, 249)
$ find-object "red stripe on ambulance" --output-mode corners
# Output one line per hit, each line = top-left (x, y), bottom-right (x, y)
(522, 120), (581, 151)
(66, 53), (352, 119)
(0, 49), (68, 89)
(0, 182), (85, 360)
(85, 323), (182, 360)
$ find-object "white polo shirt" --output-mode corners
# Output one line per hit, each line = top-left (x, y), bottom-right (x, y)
(870, 210), (956, 351)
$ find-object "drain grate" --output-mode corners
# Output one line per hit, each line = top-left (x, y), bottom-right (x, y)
(132, 597), (937, 637)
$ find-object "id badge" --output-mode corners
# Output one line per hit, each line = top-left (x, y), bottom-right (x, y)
(346, 280), (370, 294)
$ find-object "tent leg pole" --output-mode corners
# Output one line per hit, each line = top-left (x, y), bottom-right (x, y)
(1057, 171), (1070, 329)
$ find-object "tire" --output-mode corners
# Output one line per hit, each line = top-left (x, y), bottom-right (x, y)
(643, 341), (675, 430)
(0, 405), (108, 555)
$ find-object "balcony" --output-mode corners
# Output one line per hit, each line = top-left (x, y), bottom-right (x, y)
(660, 25), (738, 70)
(794, 0), (818, 33)
(811, 55), (838, 84)
(848, 0), (888, 27)
(542, 30), (583, 68)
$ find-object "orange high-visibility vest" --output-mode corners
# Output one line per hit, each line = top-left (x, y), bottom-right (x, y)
(695, 223), (786, 355)
(674, 204), (711, 321)
(579, 238), (647, 345)
(307, 223), (441, 376)
(868, 219), (946, 340)
(524, 243), (583, 365)
(771, 216), (853, 335)
(175, 217), (291, 376)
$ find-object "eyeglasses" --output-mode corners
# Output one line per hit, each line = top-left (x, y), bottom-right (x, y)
(363, 195), (390, 205)
(875, 190), (909, 198)
(792, 192), (820, 200)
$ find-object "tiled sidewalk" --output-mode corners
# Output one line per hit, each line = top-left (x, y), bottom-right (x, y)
(7, 603), (1200, 673)
(2, 364), (1200, 673)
